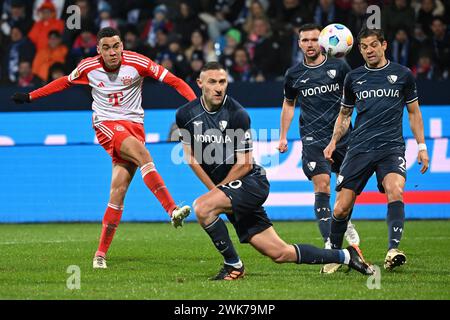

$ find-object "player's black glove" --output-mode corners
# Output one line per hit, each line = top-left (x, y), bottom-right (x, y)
(11, 92), (31, 104)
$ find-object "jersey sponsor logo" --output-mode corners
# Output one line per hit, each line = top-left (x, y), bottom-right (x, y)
(219, 120), (228, 132)
(300, 83), (340, 97)
(307, 162), (316, 171)
(300, 78), (310, 83)
(193, 134), (232, 144)
(122, 75), (133, 86)
(355, 89), (400, 100)
(108, 92), (124, 107)
(387, 75), (398, 84)
(327, 69), (336, 79)
(356, 80), (367, 85)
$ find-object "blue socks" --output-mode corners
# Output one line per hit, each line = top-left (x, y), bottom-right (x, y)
(314, 192), (331, 243)
(203, 217), (240, 265)
(387, 201), (405, 249)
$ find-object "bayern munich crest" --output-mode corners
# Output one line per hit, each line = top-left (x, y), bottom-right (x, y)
(121, 76), (133, 86)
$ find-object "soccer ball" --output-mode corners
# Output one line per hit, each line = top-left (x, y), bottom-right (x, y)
(319, 24), (354, 58)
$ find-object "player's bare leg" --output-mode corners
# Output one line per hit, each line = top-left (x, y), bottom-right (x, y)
(193, 189), (244, 280)
(94, 163), (136, 269)
(119, 136), (190, 227)
(382, 173), (407, 270)
(321, 188), (357, 274)
(249, 227), (373, 275)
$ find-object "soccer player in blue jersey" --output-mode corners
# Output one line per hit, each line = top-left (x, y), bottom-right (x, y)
(324, 28), (429, 271)
(278, 23), (361, 273)
(176, 62), (373, 280)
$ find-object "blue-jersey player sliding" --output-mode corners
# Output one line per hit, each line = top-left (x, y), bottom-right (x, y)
(176, 61), (374, 280)
(279, 23), (361, 274)
(324, 28), (429, 272)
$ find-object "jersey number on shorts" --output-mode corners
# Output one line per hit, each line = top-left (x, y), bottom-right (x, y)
(221, 180), (242, 189)
(108, 92), (124, 107)
(398, 156), (406, 173)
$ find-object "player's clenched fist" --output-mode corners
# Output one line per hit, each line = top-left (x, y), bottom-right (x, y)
(11, 92), (31, 104)
(323, 141), (336, 164)
(277, 138), (288, 153)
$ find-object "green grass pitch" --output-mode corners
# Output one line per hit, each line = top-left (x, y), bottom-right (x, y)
(0, 220), (449, 300)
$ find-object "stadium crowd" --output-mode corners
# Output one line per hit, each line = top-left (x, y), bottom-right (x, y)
(1, 0), (449, 87)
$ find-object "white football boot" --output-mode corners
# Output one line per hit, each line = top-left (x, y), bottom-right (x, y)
(171, 205), (191, 228)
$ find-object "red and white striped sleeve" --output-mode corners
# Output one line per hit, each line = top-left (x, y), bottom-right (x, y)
(68, 56), (101, 85)
(123, 50), (196, 101)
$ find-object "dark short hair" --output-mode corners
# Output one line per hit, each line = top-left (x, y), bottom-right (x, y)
(97, 27), (121, 43)
(200, 61), (225, 72)
(48, 30), (61, 38)
(298, 23), (323, 36)
(357, 28), (385, 44)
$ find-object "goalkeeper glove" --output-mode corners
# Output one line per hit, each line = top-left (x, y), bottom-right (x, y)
(11, 92), (31, 104)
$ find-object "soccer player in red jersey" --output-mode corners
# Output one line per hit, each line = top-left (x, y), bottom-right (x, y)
(11, 27), (196, 269)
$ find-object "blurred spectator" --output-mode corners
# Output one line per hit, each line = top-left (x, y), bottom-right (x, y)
(1, 0), (33, 37)
(123, 26), (147, 55)
(198, 0), (232, 41)
(412, 52), (441, 79)
(313, 0), (345, 26)
(48, 61), (65, 81)
(228, 46), (256, 82)
(3, 25), (35, 84)
(218, 28), (242, 69)
(345, 0), (370, 68)
(173, 1), (207, 48)
(140, 4), (174, 48)
(32, 0), (65, 20)
(245, 17), (286, 80)
(28, 0), (64, 50)
(17, 60), (43, 87)
(184, 29), (217, 62)
(430, 16), (450, 78)
(32, 30), (68, 81)
(234, 0), (269, 31)
(148, 28), (170, 59)
(269, 0), (314, 33)
(97, 1), (119, 30)
(61, 0), (96, 51)
(185, 50), (205, 82)
(70, 30), (96, 65)
(416, 0), (446, 37)
(382, 0), (416, 41)
(387, 28), (416, 67)
(241, 1), (268, 34)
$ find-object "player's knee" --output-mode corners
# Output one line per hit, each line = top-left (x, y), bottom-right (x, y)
(385, 184), (403, 201)
(315, 181), (330, 193)
(193, 198), (212, 220)
(333, 203), (351, 219)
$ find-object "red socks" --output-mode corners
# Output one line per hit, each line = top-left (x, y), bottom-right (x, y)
(141, 162), (177, 215)
(95, 203), (123, 257)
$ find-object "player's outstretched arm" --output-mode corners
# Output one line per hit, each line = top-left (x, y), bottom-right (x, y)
(162, 71), (196, 101)
(182, 143), (216, 190)
(407, 100), (429, 174)
(277, 98), (296, 153)
(324, 105), (353, 163)
(11, 76), (73, 104)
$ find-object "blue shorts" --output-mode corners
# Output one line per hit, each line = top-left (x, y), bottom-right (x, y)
(302, 144), (347, 180)
(218, 166), (273, 243)
(336, 150), (407, 195)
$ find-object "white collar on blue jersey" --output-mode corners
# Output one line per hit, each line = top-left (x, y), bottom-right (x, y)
(200, 95), (228, 114)
(364, 60), (391, 71)
(302, 54), (328, 69)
